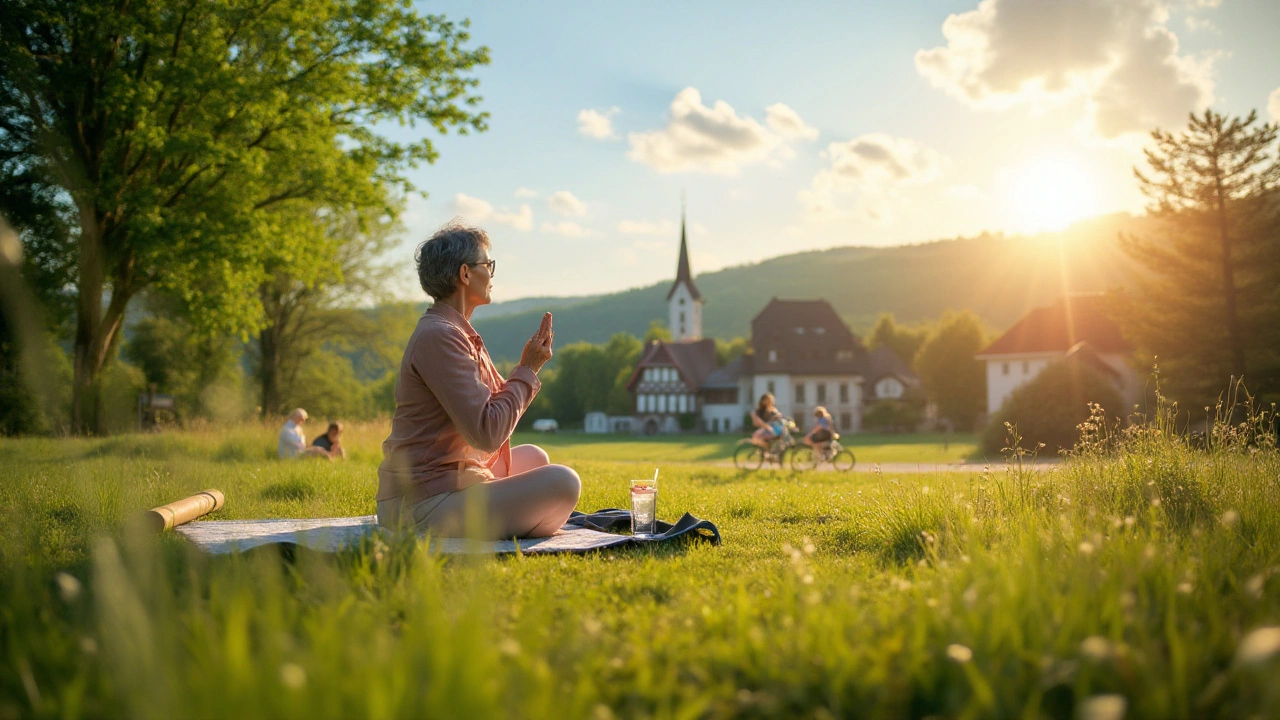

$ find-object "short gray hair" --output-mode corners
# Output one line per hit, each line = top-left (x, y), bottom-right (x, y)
(415, 220), (490, 301)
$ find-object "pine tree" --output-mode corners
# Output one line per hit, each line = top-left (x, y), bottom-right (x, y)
(1122, 110), (1280, 405)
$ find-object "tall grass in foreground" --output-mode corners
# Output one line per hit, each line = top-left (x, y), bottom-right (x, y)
(1, 398), (1279, 718)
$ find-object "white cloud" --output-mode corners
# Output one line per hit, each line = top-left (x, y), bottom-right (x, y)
(547, 191), (588, 217)
(514, 187), (538, 198)
(914, 0), (1215, 139)
(452, 193), (533, 232)
(799, 133), (944, 222)
(540, 221), (593, 238)
(765, 103), (820, 141)
(627, 87), (813, 174)
(577, 107), (620, 139)
(1269, 87), (1280, 122)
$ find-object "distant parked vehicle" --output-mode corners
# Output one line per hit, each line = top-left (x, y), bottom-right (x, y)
(532, 419), (559, 433)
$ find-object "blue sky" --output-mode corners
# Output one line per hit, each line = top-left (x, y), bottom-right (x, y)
(387, 0), (1280, 301)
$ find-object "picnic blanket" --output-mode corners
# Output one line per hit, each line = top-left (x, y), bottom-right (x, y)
(174, 509), (720, 556)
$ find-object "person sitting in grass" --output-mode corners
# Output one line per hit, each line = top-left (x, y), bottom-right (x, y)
(376, 221), (580, 539)
(804, 406), (836, 452)
(277, 408), (333, 460)
(750, 393), (784, 450)
(311, 421), (347, 460)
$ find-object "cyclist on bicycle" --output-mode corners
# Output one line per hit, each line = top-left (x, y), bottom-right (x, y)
(750, 393), (785, 449)
(804, 406), (835, 454)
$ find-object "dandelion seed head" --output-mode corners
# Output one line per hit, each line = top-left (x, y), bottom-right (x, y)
(945, 644), (973, 663)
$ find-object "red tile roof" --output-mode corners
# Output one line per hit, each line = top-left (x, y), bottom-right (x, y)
(977, 294), (1131, 357)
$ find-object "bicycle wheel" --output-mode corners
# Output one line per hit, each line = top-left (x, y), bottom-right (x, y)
(832, 449), (856, 471)
(733, 443), (764, 470)
(789, 446), (817, 471)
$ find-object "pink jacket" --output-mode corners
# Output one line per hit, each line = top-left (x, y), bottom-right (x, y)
(377, 303), (540, 503)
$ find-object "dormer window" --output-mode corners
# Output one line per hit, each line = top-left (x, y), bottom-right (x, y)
(768, 350), (778, 363)
(814, 327), (826, 334)
(679, 298), (685, 306)
(794, 327), (805, 334)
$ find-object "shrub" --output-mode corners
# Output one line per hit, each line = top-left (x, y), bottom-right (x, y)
(863, 399), (923, 433)
(982, 359), (1123, 457)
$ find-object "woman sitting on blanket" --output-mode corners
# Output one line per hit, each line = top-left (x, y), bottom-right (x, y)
(376, 221), (580, 539)
(750, 393), (785, 449)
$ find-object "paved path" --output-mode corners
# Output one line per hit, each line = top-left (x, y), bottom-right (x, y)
(711, 460), (1060, 473)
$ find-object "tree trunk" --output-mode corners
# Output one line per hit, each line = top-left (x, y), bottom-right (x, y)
(1214, 175), (1247, 380)
(258, 321), (282, 420)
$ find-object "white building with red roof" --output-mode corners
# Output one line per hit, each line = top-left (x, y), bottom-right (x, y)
(976, 294), (1139, 414)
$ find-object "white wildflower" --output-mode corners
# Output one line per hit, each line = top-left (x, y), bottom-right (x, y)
(1078, 694), (1127, 720)
(945, 644), (973, 663)
(1236, 627), (1280, 667)
(55, 572), (82, 603)
(279, 662), (307, 689)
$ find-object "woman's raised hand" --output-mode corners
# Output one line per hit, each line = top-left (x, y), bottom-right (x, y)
(519, 312), (554, 373)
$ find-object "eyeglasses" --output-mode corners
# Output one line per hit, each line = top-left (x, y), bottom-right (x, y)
(469, 259), (496, 277)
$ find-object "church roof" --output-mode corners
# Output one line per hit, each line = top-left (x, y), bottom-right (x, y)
(666, 214), (702, 301)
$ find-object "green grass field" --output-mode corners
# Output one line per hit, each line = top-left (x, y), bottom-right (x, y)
(2, 418), (1279, 718)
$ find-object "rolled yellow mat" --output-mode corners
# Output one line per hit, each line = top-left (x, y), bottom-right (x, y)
(143, 489), (225, 533)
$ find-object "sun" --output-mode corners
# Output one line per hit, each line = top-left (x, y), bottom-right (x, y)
(1006, 155), (1101, 233)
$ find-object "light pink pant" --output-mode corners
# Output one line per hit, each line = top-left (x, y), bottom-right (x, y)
(377, 445), (580, 540)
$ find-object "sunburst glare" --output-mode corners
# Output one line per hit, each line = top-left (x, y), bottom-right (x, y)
(1005, 155), (1101, 233)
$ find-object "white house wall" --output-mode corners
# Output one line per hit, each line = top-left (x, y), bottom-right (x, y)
(983, 352), (1060, 413)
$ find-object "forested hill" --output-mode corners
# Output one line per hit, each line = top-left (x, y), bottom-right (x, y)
(472, 213), (1150, 363)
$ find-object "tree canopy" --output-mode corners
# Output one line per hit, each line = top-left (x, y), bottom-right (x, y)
(1121, 110), (1280, 406)
(0, 0), (489, 431)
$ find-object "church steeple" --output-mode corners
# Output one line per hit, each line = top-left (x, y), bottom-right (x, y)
(667, 201), (703, 341)
(666, 205), (702, 302)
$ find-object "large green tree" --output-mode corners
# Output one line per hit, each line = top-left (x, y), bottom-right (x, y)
(1122, 110), (1280, 405)
(913, 310), (989, 431)
(867, 312), (930, 371)
(253, 205), (398, 418)
(0, 0), (488, 432)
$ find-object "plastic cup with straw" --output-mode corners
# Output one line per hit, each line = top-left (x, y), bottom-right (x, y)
(630, 468), (659, 537)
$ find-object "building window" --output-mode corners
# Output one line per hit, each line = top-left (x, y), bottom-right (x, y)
(1002, 362), (1009, 376)
(815, 327), (826, 334)
(766, 380), (775, 395)
(679, 298), (685, 305)
(636, 394), (643, 412)
(677, 395), (687, 413)
(679, 312), (685, 323)
(837, 350), (854, 361)
(657, 395), (667, 413)
(795, 383), (806, 403)
(840, 412), (851, 430)
(839, 383), (849, 403)
(768, 350), (777, 363)
(795, 327), (805, 334)
(817, 384), (827, 404)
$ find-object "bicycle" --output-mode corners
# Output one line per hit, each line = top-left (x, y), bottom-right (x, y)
(789, 436), (856, 471)
(733, 418), (801, 470)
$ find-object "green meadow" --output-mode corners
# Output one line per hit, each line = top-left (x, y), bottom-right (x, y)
(2, 415), (1279, 719)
